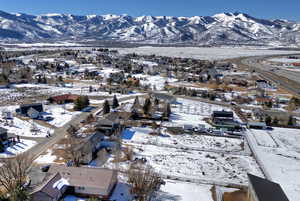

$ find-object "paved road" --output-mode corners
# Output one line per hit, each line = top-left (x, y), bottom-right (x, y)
(241, 57), (300, 96)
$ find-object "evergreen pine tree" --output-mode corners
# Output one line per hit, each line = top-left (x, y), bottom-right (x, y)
(143, 98), (152, 115)
(288, 115), (295, 126)
(103, 100), (110, 114)
(112, 95), (119, 109)
(74, 97), (83, 111)
(163, 103), (171, 118)
(273, 117), (279, 125)
(265, 115), (272, 126)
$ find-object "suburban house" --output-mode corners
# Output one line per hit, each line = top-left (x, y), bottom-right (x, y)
(16, 103), (44, 118)
(96, 118), (119, 135)
(31, 166), (117, 201)
(212, 111), (234, 124)
(247, 174), (289, 201)
(74, 132), (105, 164)
(211, 110), (241, 131)
(48, 94), (80, 104)
(256, 80), (269, 89)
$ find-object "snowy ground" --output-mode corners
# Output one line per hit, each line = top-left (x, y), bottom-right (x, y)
(125, 127), (245, 154)
(44, 104), (81, 127)
(247, 128), (300, 201)
(129, 144), (261, 185)
(0, 139), (37, 158)
(34, 149), (57, 164)
(116, 47), (300, 60)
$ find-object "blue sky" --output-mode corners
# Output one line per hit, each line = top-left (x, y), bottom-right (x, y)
(0, 0), (299, 20)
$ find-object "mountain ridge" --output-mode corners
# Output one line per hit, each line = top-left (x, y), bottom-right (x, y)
(0, 10), (299, 46)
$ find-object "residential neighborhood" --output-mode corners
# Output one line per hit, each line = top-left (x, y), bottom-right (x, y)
(0, 46), (298, 201)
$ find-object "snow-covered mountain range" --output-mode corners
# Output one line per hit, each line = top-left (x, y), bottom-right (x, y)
(0, 10), (299, 46)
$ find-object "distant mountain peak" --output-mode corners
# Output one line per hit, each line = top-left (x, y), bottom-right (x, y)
(0, 10), (298, 47)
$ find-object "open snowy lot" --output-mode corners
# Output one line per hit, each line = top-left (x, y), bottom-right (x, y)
(247, 128), (300, 201)
(0, 139), (37, 158)
(44, 104), (81, 127)
(125, 127), (245, 154)
(153, 180), (213, 201)
(130, 144), (262, 185)
(116, 47), (300, 60)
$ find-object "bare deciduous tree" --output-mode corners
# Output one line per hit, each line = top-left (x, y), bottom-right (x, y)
(0, 154), (32, 196)
(127, 164), (163, 201)
(66, 135), (81, 167)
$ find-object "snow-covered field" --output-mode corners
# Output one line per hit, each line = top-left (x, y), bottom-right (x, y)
(0, 139), (37, 158)
(126, 127), (245, 153)
(116, 47), (300, 60)
(130, 144), (261, 185)
(247, 128), (300, 201)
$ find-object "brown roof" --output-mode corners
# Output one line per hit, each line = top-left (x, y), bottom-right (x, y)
(49, 94), (80, 102)
(49, 165), (117, 189)
(31, 173), (62, 198)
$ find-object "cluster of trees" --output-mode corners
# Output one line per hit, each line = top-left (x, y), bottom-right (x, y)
(74, 96), (90, 111)
(103, 95), (119, 114)
(265, 115), (296, 126)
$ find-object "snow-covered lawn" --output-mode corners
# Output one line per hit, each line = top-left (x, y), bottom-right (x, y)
(153, 180), (213, 201)
(247, 128), (300, 201)
(125, 127), (245, 153)
(0, 139), (37, 158)
(44, 104), (81, 127)
(0, 117), (53, 138)
(34, 149), (57, 164)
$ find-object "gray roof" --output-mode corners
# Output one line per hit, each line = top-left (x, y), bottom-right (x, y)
(248, 174), (289, 201)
